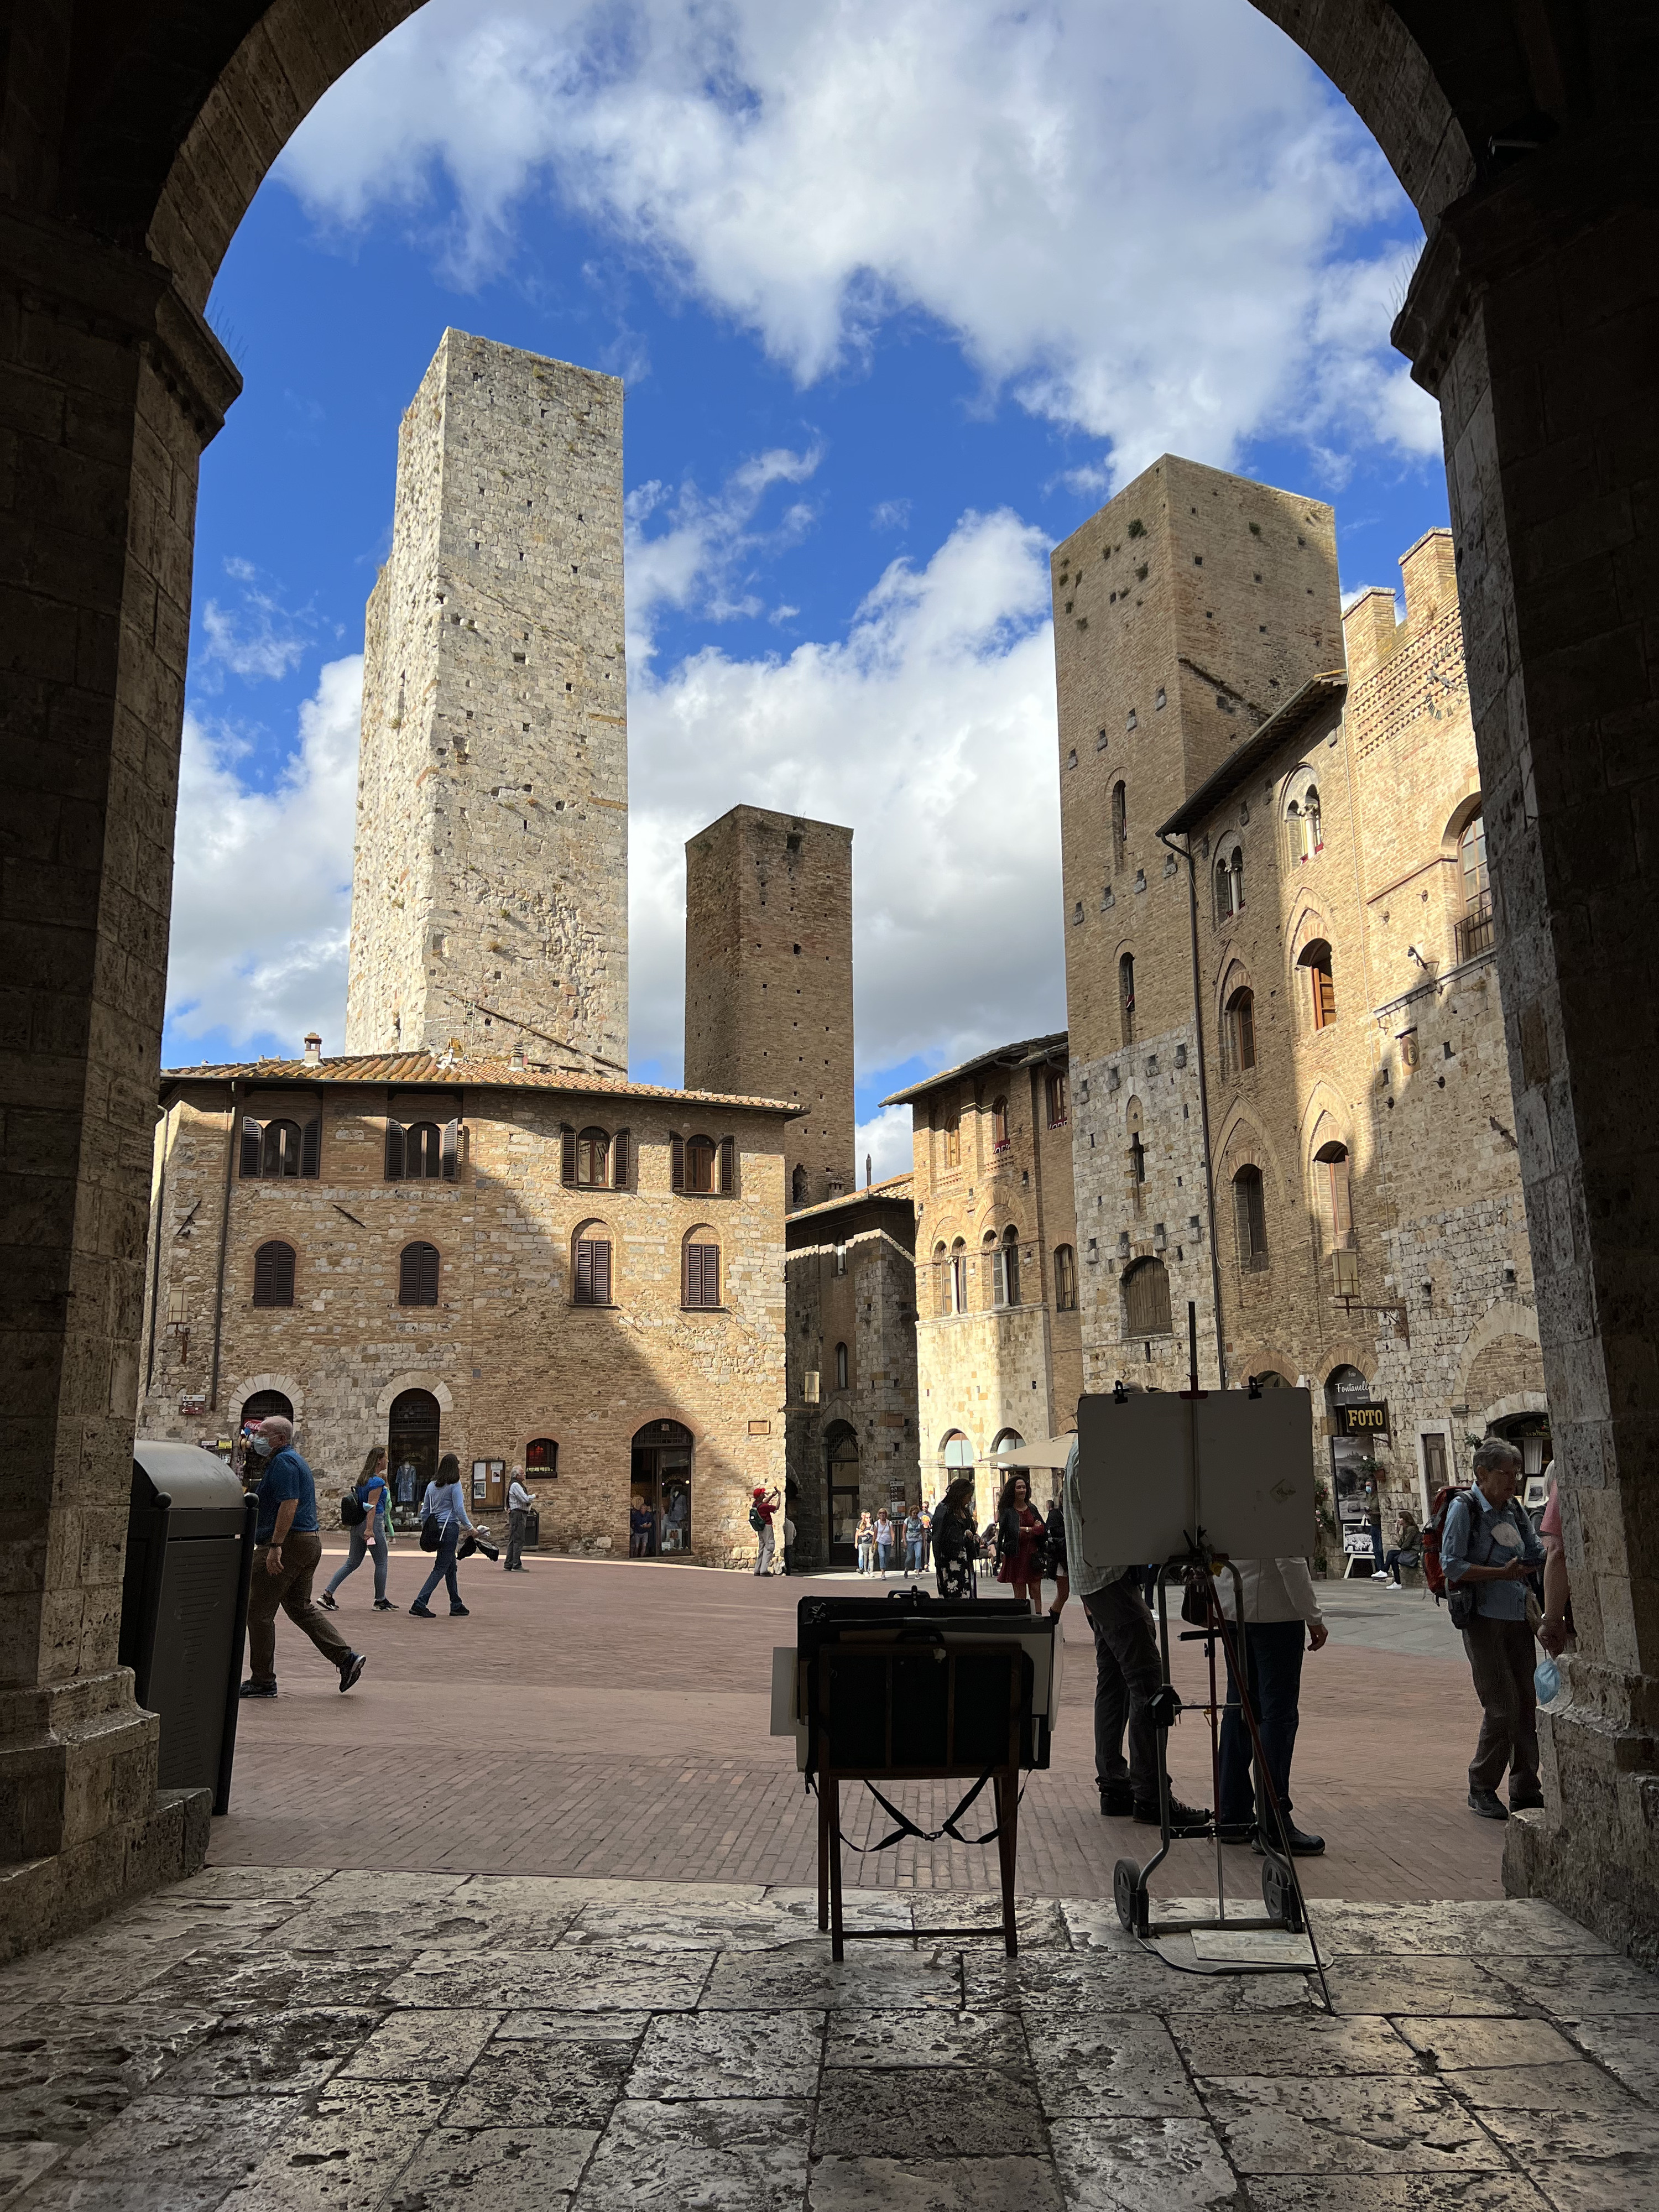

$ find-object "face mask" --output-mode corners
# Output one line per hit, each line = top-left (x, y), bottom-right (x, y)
(251, 1436), (275, 1459)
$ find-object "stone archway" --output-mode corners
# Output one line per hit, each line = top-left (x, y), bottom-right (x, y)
(3, 0), (1655, 1960)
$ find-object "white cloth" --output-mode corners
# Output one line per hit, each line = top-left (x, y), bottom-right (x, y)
(1214, 1557), (1324, 1627)
(508, 1479), (533, 1510)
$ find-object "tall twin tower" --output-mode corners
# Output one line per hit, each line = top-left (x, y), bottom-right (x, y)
(345, 330), (855, 1205)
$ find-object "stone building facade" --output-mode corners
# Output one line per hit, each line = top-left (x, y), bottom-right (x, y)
(344, 331), (629, 1073)
(1055, 458), (1546, 1554)
(783, 1178), (919, 1569)
(685, 805), (855, 1211)
(138, 1050), (791, 1566)
(885, 1035), (1082, 1522)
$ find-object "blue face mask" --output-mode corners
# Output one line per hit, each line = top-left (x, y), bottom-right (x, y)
(251, 1436), (275, 1459)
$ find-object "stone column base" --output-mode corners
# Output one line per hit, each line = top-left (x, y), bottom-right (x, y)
(0, 1786), (211, 1966)
(1504, 1705), (1659, 1970)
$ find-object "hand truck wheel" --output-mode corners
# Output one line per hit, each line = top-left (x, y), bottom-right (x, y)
(1261, 1854), (1305, 1933)
(1114, 1858), (1148, 1936)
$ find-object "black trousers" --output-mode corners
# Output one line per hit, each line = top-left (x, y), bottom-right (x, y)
(1082, 1574), (1162, 1802)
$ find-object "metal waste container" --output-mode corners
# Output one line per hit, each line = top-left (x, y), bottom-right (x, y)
(522, 1508), (540, 1550)
(120, 1441), (257, 1814)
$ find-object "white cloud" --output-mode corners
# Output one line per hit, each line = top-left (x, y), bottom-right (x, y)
(624, 443), (822, 669)
(164, 658), (362, 1057)
(871, 499), (911, 532)
(279, 0), (1440, 483)
(857, 1104), (917, 1187)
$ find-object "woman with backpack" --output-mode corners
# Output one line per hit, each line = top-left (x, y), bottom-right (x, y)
(410, 1453), (477, 1618)
(320, 1446), (394, 1613)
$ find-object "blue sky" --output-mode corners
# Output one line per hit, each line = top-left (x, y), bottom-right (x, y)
(166, 0), (1448, 1179)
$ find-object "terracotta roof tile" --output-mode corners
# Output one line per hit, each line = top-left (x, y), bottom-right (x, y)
(159, 1048), (802, 1117)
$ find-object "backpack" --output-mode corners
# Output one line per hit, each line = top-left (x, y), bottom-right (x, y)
(748, 1503), (766, 1533)
(1421, 1484), (1470, 1603)
(340, 1490), (367, 1527)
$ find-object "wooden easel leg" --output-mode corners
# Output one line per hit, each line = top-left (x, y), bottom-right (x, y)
(828, 1776), (846, 1962)
(997, 1771), (1019, 1958)
(817, 1777), (830, 1933)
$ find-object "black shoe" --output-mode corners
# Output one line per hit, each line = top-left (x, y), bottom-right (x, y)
(239, 1678), (277, 1698)
(373, 1599), (394, 1611)
(1134, 1795), (1211, 1835)
(318, 1590), (338, 1610)
(1469, 1788), (1509, 1821)
(1255, 1822), (1325, 1856)
(409, 1603), (436, 1618)
(1099, 1782), (1134, 1817)
(450, 1604), (471, 1616)
(1510, 1786), (1545, 1812)
(338, 1653), (366, 1693)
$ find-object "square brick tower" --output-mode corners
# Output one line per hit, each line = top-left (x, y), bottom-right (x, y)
(345, 330), (628, 1070)
(684, 806), (854, 1208)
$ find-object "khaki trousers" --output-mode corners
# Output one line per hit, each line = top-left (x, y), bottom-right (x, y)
(247, 1530), (353, 1683)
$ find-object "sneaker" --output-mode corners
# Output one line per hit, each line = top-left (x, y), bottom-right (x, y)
(1468, 1788), (1509, 1821)
(338, 1653), (366, 1693)
(1510, 1786), (1545, 1812)
(318, 1590), (339, 1610)
(373, 1599), (394, 1611)
(409, 1603), (436, 1618)
(239, 1678), (277, 1698)
(1370, 1571), (1390, 1582)
(1099, 1782), (1134, 1817)
(1255, 1822), (1325, 1856)
(450, 1604), (471, 1617)
(1134, 1795), (1211, 1835)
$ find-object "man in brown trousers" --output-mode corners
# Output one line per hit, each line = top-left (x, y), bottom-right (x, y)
(240, 1416), (366, 1697)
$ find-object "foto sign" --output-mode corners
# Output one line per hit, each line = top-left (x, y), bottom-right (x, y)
(1338, 1401), (1390, 1437)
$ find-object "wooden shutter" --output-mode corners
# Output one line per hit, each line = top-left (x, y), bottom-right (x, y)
(1328, 1156), (1353, 1243)
(671, 1134), (685, 1191)
(301, 1117), (320, 1177)
(718, 1136), (735, 1194)
(253, 1241), (295, 1307)
(441, 1119), (459, 1180)
(592, 1238), (612, 1303)
(1237, 994), (1256, 1070)
(575, 1239), (594, 1303)
(384, 1120), (405, 1180)
(400, 1241), (440, 1306)
(612, 1130), (630, 1188)
(702, 1243), (718, 1306)
(561, 1125), (577, 1186)
(1004, 1241), (1020, 1307)
(240, 1118), (263, 1177)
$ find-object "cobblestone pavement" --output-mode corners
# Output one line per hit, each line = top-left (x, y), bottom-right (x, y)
(3, 1869), (1657, 2209)
(211, 1552), (1504, 1902)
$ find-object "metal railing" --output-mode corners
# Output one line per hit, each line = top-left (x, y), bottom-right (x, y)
(1455, 894), (1496, 964)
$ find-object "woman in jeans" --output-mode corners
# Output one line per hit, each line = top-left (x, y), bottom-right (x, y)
(854, 1511), (875, 1575)
(411, 1453), (476, 1618)
(320, 1446), (393, 1613)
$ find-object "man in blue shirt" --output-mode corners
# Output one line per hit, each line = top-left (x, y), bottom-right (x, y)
(241, 1417), (366, 1697)
(1441, 1437), (1545, 1820)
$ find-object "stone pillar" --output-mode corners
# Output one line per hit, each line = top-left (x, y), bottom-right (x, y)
(1395, 131), (1659, 1958)
(0, 207), (237, 1958)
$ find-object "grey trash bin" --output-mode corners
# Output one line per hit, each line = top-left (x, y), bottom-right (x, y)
(120, 1441), (257, 1814)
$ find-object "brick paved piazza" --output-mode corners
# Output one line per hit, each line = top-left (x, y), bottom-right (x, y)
(9, 1554), (1658, 2210)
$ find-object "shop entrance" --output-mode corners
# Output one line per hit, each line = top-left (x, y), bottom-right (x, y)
(630, 1420), (693, 1558)
(388, 1389), (441, 1529)
(239, 1389), (293, 1427)
(826, 1424), (860, 1568)
(1490, 1409), (1553, 1515)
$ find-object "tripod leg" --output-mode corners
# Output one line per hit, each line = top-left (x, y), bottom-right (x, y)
(817, 1775), (830, 1933)
(996, 1771), (1019, 1958)
(828, 1776), (846, 1963)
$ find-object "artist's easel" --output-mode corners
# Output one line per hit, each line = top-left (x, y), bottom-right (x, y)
(1075, 1307), (1333, 2008)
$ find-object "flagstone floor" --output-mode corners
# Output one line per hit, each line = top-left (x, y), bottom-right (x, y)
(4, 1867), (1657, 2209)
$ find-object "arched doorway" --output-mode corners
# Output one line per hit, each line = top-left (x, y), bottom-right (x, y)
(825, 1423), (861, 1569)
(238, 1389), (291, 1427)
(1323, 1363), (1375, 1562)
(632, 1421), (693, 1558)
(388, 1388), (441, 1530)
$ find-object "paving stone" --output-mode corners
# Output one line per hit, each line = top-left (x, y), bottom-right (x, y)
(1202, 2075), (1505, 2172)
(1561, 2015), (1659, 2101)
(1475, 2106), (1659, 2162)
(53, 2094), (300, 2182)
(1395, 2016), (1582, 2070)
(825, 2010), (1025, 2071)
(306, 1872), (471, 1912)
(557, 1920), (726, 1957)
(170, 1869), (332, 1906)
(1524, 2151), (1659, 2211)
(0, 2005), (224, 2142)
(1025, 2015), (1202, 2119)
(150, 2009), (381, 2097)
(703, 1944), (959, 2013)
(807, 2155), (1067, 2210)
(387, 1948), (710, 2013)
(494, 2013), (652, 2045)
(964, 1952), (1240, 2015)
(766, 1891), (916, 1937)
(443, 2039), (635, 2127)
(1319, 1953), (1518, 2018)
(7, 2180), (235, 2211)
(147, 1952), (412, 2017)
(573, 2096), (810, 2209)
(1485, 1954), (1659, 2021)
(275, 1911), (500, 1957)
(1173, 2012), (1417, 2078)
(0, 2140), (65, 2197)
(336, 2008), (499, 2081)
(908, 1896), (1067, 1950)
(385, 2124), (596, 2209)
(815, 2069), (1046, 2159)
(1243, 2180), (1553, 2210)
(1046, 2117), (1237, 2210)
(0, 1938), (203, 2011)
(1438, 2062), (1644, 2114)
(1057, 1902), (1153, 1955)
(626, 2010), (822, 2100)
(213, 2096), (444, 2212)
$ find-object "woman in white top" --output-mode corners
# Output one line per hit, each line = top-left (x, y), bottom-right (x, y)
(410, 1453), (476, 1618)
(1213, 1557), (1329, 1856)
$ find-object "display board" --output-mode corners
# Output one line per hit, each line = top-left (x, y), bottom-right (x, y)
(1073, 1387), (1316, 1566)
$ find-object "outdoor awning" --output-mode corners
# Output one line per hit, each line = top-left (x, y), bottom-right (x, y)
(983, 1435), (1077, 1469)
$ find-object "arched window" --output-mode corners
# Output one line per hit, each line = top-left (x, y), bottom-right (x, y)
(252, 1240), (295, 1307)
(1233, 1165), (1268, 1270)
(1045, 1071), (1068, 1128)
(1457, 809), (1494, 960)
(670, 1135), (732, 1194)
(835, 1341), (849, 1390)
(525, 1437), (557, 1474)
(1119, 953), (1136, 1046)
(1230, 846), (1244, 914)
(683, 1228), (721, 1308)
(1305, 786), (1323, 853)
(1214, 857), (1232, 925)
(1053, 1243), (1077, 1312)
(573, 1222), (613, 1305)
(1112, 781), (1128, 874)
(1227, 986), (1256, 1072)
(243, 1117), (314, 1178)
(932, 1240), (950, 1317)
(386, 1118), (455, 1180)
(399, 1241), (440, 1307)
(997, 1227), (1021, 1309)
(942, 1105), (962, 1170)
(1316, 1141), (1354, 1250)
(1123, 1256), (1173, 1336)
(240, 1388), (293, 1426)
(791, 1164), (808, 1207)
(576, 1128), (609, 1188)
(950, 1238), (969, 1314)
(1300, 940), (1336, 1029)
(992, 1096), (1010, 1151)
(943, 1432), (974, 1468)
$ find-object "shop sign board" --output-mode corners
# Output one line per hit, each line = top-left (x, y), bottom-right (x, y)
(1337, 1401), (1390, 1438)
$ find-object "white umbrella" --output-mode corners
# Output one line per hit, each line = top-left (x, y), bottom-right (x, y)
(983, 1434), (1077, 1469)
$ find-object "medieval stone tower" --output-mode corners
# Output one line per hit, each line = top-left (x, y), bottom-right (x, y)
(684, 806), (855, 1208)
(345, 329), (628, 1069)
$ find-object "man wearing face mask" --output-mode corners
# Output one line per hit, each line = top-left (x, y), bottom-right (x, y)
(241, 1416), (366, 1698)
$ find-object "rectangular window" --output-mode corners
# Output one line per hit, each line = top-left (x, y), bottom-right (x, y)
(1046, 1072), (1068, 1128)
(575, 1237), (612, 1305)
(684, 1241), (720, 1308)
(1053, 1244), (1077, 1311)
(1234, 1172), (1268, 1270)
(1422, 1431), (1448, 1493)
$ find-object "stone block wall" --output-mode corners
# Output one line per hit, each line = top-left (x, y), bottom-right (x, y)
(345, 331), (628, 1071)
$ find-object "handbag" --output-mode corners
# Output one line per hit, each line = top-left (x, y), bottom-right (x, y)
(341, 1492), (367, 1527)
(419, 1515), (441, 1554)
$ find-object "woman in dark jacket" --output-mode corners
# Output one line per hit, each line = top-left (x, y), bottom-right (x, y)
(1042, 1493), (1069, 1619)
(932, 1478), (980, 1600)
